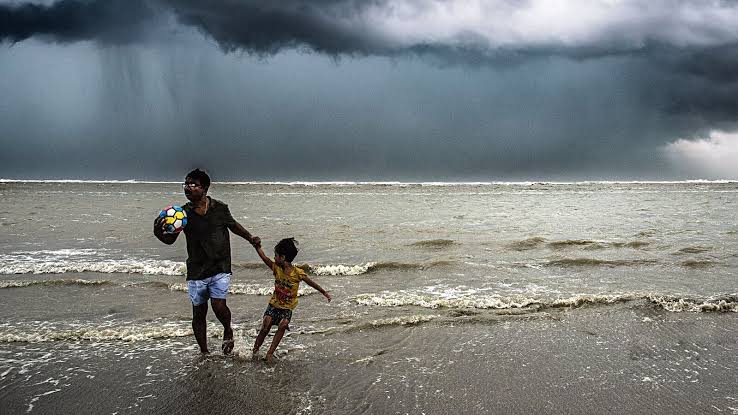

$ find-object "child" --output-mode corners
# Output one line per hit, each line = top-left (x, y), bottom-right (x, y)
(252, 238), (331, 362)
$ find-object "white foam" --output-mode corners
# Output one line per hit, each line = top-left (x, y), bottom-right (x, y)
(0, 259), (185, 276)
(169, 282), (313, 296)
(0, 279), (111, 288)
(311, 263), (376, 276)
(647, 295), (738, 312)
(354, 287), (539, 309)
(368, 315), (440, 326)
(355, 289), (738, 312)
(0, 320), (197, 343)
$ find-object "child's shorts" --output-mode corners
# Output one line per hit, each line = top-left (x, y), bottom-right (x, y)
(264, 304), (293, 328)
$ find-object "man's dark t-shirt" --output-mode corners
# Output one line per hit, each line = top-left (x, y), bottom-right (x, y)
(182, 197), (236, 280)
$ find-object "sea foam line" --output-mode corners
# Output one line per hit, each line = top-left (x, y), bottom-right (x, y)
(0, 320), (195, 343)
(354, 291), (738, 313)
(0, 260), (185, 276)
(0, 279), (315, 297)
(0, 254), (387, 277)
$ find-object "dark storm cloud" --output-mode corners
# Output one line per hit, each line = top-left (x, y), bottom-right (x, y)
(0, 0), (160, 44)
(164, 0), (386, 56)
(3, 0), (738, 59)
(1, 0), (737, 179)
(662, 44), (738, 84)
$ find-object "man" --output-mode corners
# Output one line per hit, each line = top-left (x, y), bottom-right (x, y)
(154, 168), (259, 354)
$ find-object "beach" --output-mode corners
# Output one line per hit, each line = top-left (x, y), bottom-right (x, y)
(0, 181), (736, 414)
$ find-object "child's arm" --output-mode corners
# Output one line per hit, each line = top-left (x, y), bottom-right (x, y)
(253, 240), (274, 269)
(302, 276), (331, 302)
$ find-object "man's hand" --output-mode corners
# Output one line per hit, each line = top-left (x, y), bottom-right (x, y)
(153, 216), (177, 244)
(153, 216), (167, 235)
(250, 236), (261, 248)
(323, 291), (332, 302)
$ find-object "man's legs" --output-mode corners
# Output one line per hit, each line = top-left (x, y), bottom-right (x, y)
(211, 298), (234, 354)
(192, 302), (209, 353)
(188, 279), (211, 353)
(208, 273), (233, 353)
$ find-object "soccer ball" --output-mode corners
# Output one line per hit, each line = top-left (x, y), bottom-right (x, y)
(159, 205), (187, 234)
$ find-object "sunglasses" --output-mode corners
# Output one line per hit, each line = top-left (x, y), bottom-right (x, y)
(182, 183), (202, 189)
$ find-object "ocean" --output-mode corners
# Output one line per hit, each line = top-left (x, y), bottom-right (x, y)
(0, 180), (736, 414)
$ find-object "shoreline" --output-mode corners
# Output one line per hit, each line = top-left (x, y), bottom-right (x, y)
(2, 304), (736, 414)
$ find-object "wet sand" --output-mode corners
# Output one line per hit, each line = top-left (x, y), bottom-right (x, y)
(2, 302), (736, 414)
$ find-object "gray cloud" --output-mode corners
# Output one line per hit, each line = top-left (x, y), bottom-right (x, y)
(0, 0), (737, 180)
(0, 0), (161, 44)
(3, 1), (738, 58)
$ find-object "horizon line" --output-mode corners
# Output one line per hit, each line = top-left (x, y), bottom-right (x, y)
(1, 179), (736, 185)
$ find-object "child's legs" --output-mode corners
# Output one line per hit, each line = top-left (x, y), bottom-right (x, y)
(253, 315), (273, 353)
(266, 318), (290, 357)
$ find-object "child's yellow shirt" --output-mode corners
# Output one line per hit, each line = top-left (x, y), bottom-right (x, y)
(269, 263), (307, 310)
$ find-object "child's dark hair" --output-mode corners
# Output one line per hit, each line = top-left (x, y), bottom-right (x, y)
(186, 168), (210, 189)
(275, 238), (299, 262)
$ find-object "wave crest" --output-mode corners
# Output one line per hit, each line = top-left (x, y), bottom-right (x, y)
(0, 320), (196, 343)
(508, 237), (547, 251)
(408, 239), (457, 248)
(354, 291), (738, 313)
(648, 295), (738, 312)
(0, 279), (113, 288)
(0, 260), (185, 276)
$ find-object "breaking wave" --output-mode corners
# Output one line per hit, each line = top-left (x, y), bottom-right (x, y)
(0, 279), (315, 296)
(168, 282), (314, 297)
(305, 263), (377, 276)
(648, 295), (738, 312)
(0, 259), (185, 276)
(304, 260), (456, 276)
(343, 315), (441, 333)
(0, 319), (214, 343)
(0, 279), (113, 288)
(354, 290), (737, 313)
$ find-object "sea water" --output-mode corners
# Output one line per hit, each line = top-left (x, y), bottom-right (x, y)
(0, 181), (736, 413)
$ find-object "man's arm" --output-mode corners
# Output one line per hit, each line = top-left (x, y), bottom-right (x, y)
(302, 276), (331, 302)
(153, 216), (178, 245)
(229, 221), (256, 244)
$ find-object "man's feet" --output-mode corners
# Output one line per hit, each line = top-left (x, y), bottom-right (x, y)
(221, 326), (234, 354)
(264, 353), (274, 363)
(221, 338), (234, 354)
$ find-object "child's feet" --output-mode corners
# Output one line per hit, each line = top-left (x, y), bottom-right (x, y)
(221, 326), (234, 355)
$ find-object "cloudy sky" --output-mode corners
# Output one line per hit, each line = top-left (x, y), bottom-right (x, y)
(1, 0), (737, 180)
